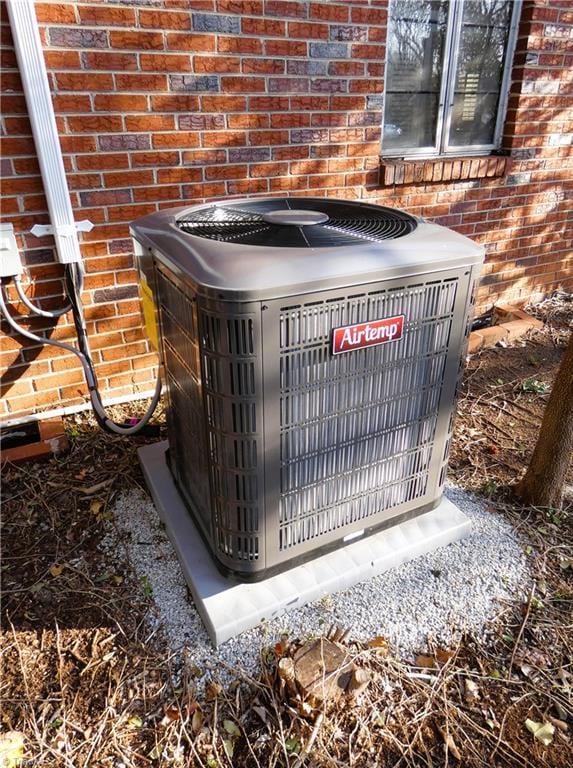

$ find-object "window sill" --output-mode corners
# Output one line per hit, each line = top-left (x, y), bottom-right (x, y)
(380, 155), (510, 186)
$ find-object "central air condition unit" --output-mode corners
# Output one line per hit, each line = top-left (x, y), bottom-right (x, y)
(131, 197), (483, 581)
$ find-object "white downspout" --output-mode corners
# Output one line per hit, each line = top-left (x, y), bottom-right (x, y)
(7, 0), (91, 263)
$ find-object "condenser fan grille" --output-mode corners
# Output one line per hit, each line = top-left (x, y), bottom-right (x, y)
(177, 198), (417, 247)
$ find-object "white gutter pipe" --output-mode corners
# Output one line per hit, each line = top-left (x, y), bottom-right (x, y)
(7, 0), (91, 263)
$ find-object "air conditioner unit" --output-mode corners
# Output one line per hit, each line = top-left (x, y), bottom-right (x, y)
(131, 197), (483, 581)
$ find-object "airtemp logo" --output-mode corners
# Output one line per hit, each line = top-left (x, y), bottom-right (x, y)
(332, 315), (404, 355)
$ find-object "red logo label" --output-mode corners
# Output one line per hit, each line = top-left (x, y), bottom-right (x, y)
(332, 315), (404, 355)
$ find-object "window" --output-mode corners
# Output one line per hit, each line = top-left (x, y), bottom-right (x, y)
(382, 0), (521, 158)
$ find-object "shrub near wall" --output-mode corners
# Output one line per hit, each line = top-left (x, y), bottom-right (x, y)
(0, 0), (571, 421)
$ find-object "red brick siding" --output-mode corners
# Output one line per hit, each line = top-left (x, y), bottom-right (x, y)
(1, 0), (572, 421)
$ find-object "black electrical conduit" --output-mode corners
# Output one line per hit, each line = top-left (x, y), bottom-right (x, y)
(0, 264), (161, 435)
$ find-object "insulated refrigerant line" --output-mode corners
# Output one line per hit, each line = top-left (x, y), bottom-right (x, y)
(64, 262), (163, 435)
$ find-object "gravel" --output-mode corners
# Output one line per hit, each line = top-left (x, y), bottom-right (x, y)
(102, 485), (530, 682)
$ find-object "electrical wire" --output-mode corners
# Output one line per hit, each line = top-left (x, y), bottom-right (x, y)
(14, 273), (71, 318)
(0, 275), (161, 435)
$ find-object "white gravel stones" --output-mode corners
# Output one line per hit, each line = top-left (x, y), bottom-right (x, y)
(104, 485), (529, 681)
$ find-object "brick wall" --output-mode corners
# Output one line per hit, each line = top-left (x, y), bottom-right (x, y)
(1, 0), (572, 422)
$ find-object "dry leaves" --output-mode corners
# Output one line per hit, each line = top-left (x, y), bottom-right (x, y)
(525, 719), (555, 746)
(89, 499), (104, 517)
(415, 654), (438, 669)
(223, 720), (241, 737)
(191, 707), (204, 734)
(160, 706), (180, 727)
(435, 648), (455, 664)
(127, 715), (143, 729)
(205, 681), (222, 701)
(0, 732), (25, 768)
(464, 678), (480, 703)
(367, 636), (389, 653)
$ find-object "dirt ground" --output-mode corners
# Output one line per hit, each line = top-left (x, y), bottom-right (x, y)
(1, 295), (571, 767)
(450, 292), (573, 500)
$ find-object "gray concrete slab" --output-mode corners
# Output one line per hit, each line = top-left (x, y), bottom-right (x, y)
(138, 441), (472, 647)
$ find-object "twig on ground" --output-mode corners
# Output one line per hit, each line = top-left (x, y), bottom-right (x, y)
(508, 584), (536, 677)
(293, 711), (324, 768)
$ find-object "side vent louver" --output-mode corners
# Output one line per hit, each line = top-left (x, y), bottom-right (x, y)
(157, 270), (210, 528)
(200, 309), (263, 563)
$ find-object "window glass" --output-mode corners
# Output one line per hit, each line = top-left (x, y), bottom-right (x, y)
(449, 1), (513, 146)
(384, 1), (449, 152)
(382, 0), (518, 156)
(460, 0), (512, 26)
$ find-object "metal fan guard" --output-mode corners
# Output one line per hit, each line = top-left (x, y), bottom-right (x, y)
(177, 197), (418, 247)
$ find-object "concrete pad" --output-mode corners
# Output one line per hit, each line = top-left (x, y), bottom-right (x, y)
(139, 441), (472, 647)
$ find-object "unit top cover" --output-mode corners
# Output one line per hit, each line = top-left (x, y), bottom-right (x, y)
(130, 197), (484, 300)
